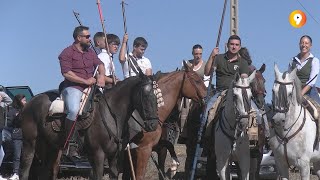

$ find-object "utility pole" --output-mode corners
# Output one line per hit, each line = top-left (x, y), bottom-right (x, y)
(230, 0), (239, 36)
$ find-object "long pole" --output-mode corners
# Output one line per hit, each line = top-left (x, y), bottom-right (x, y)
(96, 0), (117, 85)
(189, 0), (228, 179)
(73, 11), (99, 55)
(121, 0), (132, 77)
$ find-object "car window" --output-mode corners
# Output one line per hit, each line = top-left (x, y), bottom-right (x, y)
(5, 86), (34, 102)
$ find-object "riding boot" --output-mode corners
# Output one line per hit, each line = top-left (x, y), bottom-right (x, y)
(64, 119), (80, 159)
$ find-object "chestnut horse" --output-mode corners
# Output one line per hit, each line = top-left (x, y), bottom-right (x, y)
(122, 62), (207, 180)
(19, 73), (159, 180)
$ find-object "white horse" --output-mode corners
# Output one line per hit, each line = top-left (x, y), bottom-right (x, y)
(214, 71), (255, 180)
(269, 64), (320, 180)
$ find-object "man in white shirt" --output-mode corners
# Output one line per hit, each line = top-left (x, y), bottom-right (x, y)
(119, 34), (152, 78)
(94, 32), (120, 86)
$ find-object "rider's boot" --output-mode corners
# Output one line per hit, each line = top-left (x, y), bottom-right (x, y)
(64, 119), (80, 159)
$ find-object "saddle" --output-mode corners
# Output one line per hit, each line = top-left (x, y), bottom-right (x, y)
(48, 87), (97, 132)
(205, 90), (227, 137)
(302, 95), (320, 143)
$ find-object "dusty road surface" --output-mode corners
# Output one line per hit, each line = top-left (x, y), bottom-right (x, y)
(56, 144), (317, 179)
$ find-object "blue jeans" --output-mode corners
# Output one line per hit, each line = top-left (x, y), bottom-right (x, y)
(12, 139), (22, 174)
(204, 92), (222, 121)
(308, 86), (320, 104)
(62, 87), (83, 121)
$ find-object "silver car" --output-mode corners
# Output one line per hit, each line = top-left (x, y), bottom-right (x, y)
(259, 149), (279, 179)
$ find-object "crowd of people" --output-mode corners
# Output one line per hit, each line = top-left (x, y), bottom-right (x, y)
(0, 25), (319, 179)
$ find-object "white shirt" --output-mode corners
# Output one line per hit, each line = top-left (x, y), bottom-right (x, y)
(121, 52), (152, 78)
(0, 92), (12, 108)
(292, 53), (320, 86)
(98, 49), (115, 76)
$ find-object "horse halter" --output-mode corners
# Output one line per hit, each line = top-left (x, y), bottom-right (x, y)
(272, 80), (294, 113)
(135, 79), (159, 123)
(183, 71), (205, 104)
(233, 84), (252, 120)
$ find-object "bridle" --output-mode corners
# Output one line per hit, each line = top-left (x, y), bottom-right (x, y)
(272, 80), (294, 113)
(179, 70), (205, 104)
(219, 83), (253, 142)
(233, 84), (252, 120)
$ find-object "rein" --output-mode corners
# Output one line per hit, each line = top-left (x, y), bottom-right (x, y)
(218, 84), (252, 143)
(272, 106), (306, 168)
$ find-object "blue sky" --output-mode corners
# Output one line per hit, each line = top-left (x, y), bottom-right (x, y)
(0, 0), (319, 102)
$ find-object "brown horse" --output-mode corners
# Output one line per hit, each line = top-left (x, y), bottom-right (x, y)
(19, 73), (159, 180)
(122, 62), (207, 180)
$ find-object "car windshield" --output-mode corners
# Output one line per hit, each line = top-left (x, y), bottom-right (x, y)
(5, 86), (34, 102)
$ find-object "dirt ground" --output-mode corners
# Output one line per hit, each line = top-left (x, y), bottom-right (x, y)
(57, 144), (318, 180)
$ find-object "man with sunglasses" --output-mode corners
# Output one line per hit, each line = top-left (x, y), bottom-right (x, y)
(59, 25), (106, 158)
(119, 34), (152, 78)
(94, 32), (121, 88)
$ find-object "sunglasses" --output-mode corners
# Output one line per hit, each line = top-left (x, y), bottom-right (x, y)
(79, 34), (91, 39)
(109, 42), (120, 46)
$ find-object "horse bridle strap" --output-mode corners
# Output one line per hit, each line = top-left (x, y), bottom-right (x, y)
(273, 106), (306, 168)
(273, 80), (294, 113)
(234, 84), (252, 116)
(185, 71), (204, 103)
(274, 80), (293, 85)
(218, 114), (236, 142)
(99, 95), (121, 144)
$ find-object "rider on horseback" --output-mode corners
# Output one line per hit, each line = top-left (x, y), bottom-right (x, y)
(290, 35), (320, 104)
(204, 35), (249, 121)
(58, 26), (106, 158)
(93, 32), (121, 88)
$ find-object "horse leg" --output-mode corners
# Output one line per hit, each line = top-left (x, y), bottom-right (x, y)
(215, 131), (232, 180)
(299, 164), (311, 180)
(134, 145), (153, 180)
(108, 151), (120, 180)
(236, 137), (250, 180)
(312, 161), (320, 178)
(89, 148), (105, 180)
(272, 150), (289, 180)
(156, 144), (168, 180)
(20, 139), (36, 180)
(166, 142), (179, 174)
(52, 150), (62, 179)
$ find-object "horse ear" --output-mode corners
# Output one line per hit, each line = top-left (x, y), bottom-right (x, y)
(274, 63), (281, 79)
(248, 70), (256, 83)
(259, 63), (266, 74)
(183, 60), (192, 72)
(289, 67), (297, 80)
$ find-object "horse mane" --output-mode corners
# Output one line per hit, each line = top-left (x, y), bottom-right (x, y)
(104, 76), (141, 97)
(153, 71), (170, 81)
(293, 72), (302, 105)
(281, 69), (302, 105)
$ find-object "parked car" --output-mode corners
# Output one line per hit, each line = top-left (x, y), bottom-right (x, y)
(259, 149), (278, 179)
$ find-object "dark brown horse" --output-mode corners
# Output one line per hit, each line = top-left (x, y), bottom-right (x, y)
(19, 73), (159, 180)
(122, 62), (207, 180)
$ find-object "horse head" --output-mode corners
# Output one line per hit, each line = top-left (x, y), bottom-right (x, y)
(180, 61), (207, 103)
(231, 71), (255, 131)
(272, 63), (301, 115)
(250, 64), (266, 109)
(132, 72), (159, 132)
